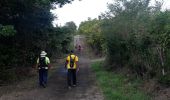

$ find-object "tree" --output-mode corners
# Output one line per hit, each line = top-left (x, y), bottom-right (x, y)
(0, 25), (16, 36)
(65, 21), (77, 33)
(78, 19), (105, 55)
(0, 0), (75, 83)
(100, 0), (170, 85)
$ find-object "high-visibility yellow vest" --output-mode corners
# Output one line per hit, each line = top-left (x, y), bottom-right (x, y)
(66, 54), (78, 69)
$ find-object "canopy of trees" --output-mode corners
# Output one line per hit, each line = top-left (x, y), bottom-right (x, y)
(0, 0), (76, 83)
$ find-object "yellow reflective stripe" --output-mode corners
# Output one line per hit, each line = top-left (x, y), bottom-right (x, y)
(37, 57), (50, 64)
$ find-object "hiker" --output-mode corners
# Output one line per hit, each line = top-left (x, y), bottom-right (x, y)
(35, 51), (51, 88)
(65, 50), (79, 89)
(78, 45), (81, 52)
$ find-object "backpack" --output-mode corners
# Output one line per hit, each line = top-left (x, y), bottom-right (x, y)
(70, 55), (76, 68)
(39, 57), (47, 68)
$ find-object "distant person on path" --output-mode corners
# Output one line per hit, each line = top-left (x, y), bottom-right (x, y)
(78, 45), (81, 52)
(65, 50), (79, 89)
(35, 51), (51, 88)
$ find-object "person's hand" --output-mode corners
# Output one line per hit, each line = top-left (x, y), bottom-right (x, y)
(64, 64), (67, 69)
(48, 64), (52, 69)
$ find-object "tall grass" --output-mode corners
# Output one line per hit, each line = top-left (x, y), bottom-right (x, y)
(91, 62), (151, 100)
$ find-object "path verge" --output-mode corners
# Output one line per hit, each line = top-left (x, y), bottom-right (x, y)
(91, 61), (151, 100)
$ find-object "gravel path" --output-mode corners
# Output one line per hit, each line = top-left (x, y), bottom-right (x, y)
(0, 35), (104, 100)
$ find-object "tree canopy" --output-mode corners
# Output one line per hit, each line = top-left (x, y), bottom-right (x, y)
(0, 0), (76, 83)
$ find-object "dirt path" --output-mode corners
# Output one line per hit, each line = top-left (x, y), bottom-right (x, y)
(0, 35), (104, 100)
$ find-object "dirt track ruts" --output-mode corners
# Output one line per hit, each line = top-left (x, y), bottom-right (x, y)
(0, 35), (104, 100)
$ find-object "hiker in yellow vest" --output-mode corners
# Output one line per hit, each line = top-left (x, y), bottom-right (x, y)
(35, 51), (51, 88)
(65, 50), (79, 89)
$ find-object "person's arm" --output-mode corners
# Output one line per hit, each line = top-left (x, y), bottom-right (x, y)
(65, 56), (69, 69)
(48, 64), (51, 69)
(35, 58), (39, 70)
(46, 57), (51, 69)
(76, 56), (79, 71)
(65, 60), (68, 69)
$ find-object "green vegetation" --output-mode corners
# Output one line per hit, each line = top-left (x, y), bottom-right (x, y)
(78, 19), (105, 55)
(78, 0), (170, 86)
(92, 61), (151, 100)
(0, 0), (77, 83)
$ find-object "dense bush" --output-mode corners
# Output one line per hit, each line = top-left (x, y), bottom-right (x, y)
(78, 19), (105, 55)
(103, 0), (170, 85)
(78, 0), (170, 85)
(0, 0), (76, 83)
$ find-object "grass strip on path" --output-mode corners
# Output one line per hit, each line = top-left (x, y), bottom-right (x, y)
(91, 61), (151, 100)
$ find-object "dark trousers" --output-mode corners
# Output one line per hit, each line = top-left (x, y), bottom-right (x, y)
(67, 69), (77, 86)
(39, 69), (48, 86)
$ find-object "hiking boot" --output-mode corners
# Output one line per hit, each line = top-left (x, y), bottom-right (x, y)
(42, 83), (47, 88)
